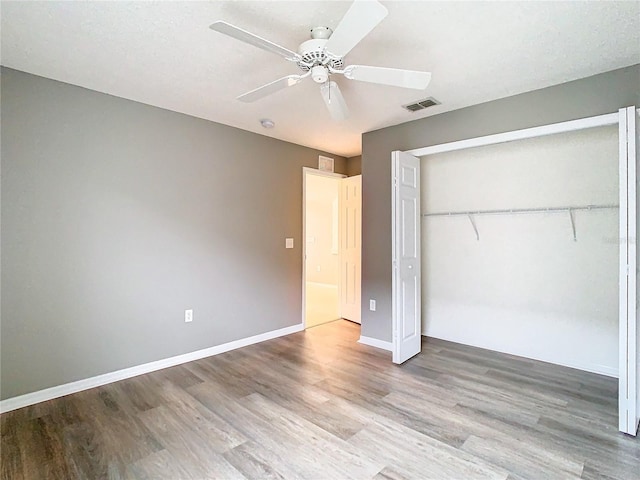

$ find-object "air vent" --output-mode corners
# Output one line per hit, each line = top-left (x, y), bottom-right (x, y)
(403, 97), (440, 112)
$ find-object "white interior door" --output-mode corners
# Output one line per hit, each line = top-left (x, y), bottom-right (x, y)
(392, 151), (421, 364)
(619, 105), (638, 436)
(339, 175), (362, 323)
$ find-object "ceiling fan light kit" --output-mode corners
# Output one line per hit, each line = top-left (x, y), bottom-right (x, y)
(311, 65), (329, 84)
(209, 0), (432, 121)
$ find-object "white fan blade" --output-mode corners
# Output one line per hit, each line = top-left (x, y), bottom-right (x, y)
(320, 81), (349, 121)
(238, 75), (306, 102)
(324, 0), (388, 58)
(344, 65), (431, 90)
(210, 21), (299, 60)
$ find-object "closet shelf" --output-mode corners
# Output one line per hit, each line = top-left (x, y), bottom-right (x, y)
(422, 204), (618, 241)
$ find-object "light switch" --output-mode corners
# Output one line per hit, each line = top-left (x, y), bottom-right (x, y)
(286, 238), (294, 249)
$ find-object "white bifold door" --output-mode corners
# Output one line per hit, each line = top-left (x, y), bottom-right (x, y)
(619, 105), (639, 436)
(392, 151), (421, 364)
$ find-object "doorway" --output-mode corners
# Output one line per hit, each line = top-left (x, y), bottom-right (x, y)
(303, 168), (362, 328)
(304, 171), (342, 328)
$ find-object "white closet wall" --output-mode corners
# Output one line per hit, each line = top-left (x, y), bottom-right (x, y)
(421, 126), (619, 376)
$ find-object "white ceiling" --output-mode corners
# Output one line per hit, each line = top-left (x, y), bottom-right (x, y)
(1, 1), (639, 157)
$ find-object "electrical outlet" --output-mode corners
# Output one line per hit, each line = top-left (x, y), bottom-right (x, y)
(185, 309), (193, 323)
(316, 265), (321, 272)
(369, 299), (376, 311)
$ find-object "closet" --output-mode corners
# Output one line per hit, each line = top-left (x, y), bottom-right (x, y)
(422, 125), (618, 376)
(391, 107), (639, 435)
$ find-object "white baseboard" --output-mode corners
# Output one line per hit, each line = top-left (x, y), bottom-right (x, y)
(424, 334), (618, 378)
(358, 335), (393, 352)
(0, 323), (304, 414)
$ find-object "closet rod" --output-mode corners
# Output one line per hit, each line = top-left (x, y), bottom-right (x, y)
(422, 204), (618, 218)
(423, 204), (618, 241)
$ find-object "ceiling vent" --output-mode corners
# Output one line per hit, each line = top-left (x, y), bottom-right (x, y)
(402, 97), (440, 112)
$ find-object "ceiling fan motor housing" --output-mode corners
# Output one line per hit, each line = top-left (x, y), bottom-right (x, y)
(296, 38), (344, 73)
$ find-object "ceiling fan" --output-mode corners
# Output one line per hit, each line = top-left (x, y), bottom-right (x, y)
(209, 0), (431, 121)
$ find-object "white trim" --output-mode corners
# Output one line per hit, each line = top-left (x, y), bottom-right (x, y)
(302, 167), (346, 328)
(619, 106), (639, 435)
(0, 323), (304, 414)
(358, 335), (393, 351)
(406, 112), (619, 157)
(302, 166), (345, 179)
(619, 106), (631, 432)
(391, 154), (398, 360)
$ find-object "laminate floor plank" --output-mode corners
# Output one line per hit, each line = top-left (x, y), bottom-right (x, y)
(372, 466), (411, 480)
(59, 391), (161, 479)
(460, 434), (584, 480)
(191, 384), (372, 480)
(2, 320), (638, 479)
(124, 449), (195, 480)
(17, 415), (74, 480)
(239, 392), (385, 480)
(0, 434), (23, 480)
(152, 380), (247, 453)
(137, 404), (245, 479)
(438, 371), (570, 409)
(349, 420), (510, 480)
(243, 378), (368, 440)
(222, 441), (304, 480)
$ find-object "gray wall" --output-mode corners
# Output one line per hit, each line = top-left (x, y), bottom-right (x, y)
(361, 64), (640, 342)
(346, 156), (362, 176)
(0, 68), (346, 400)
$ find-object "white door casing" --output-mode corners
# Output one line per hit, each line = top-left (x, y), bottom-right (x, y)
(392, 151), (421, 364)
(339, 175), (362, 323)
(636, 107), (640, 436)
(619, 106), (639, 436)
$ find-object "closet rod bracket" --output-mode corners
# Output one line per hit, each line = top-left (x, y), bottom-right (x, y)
(467, 214), (479, 241)
(569, 208), (577, 242)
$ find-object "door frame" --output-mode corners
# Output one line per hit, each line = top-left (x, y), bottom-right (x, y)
(619, 106), (638, 435)
(302, 167), (346, 328)
(394, 107), (639, 435)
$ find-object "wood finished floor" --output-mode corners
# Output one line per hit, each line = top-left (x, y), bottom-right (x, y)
(2, 320), (639, 480)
